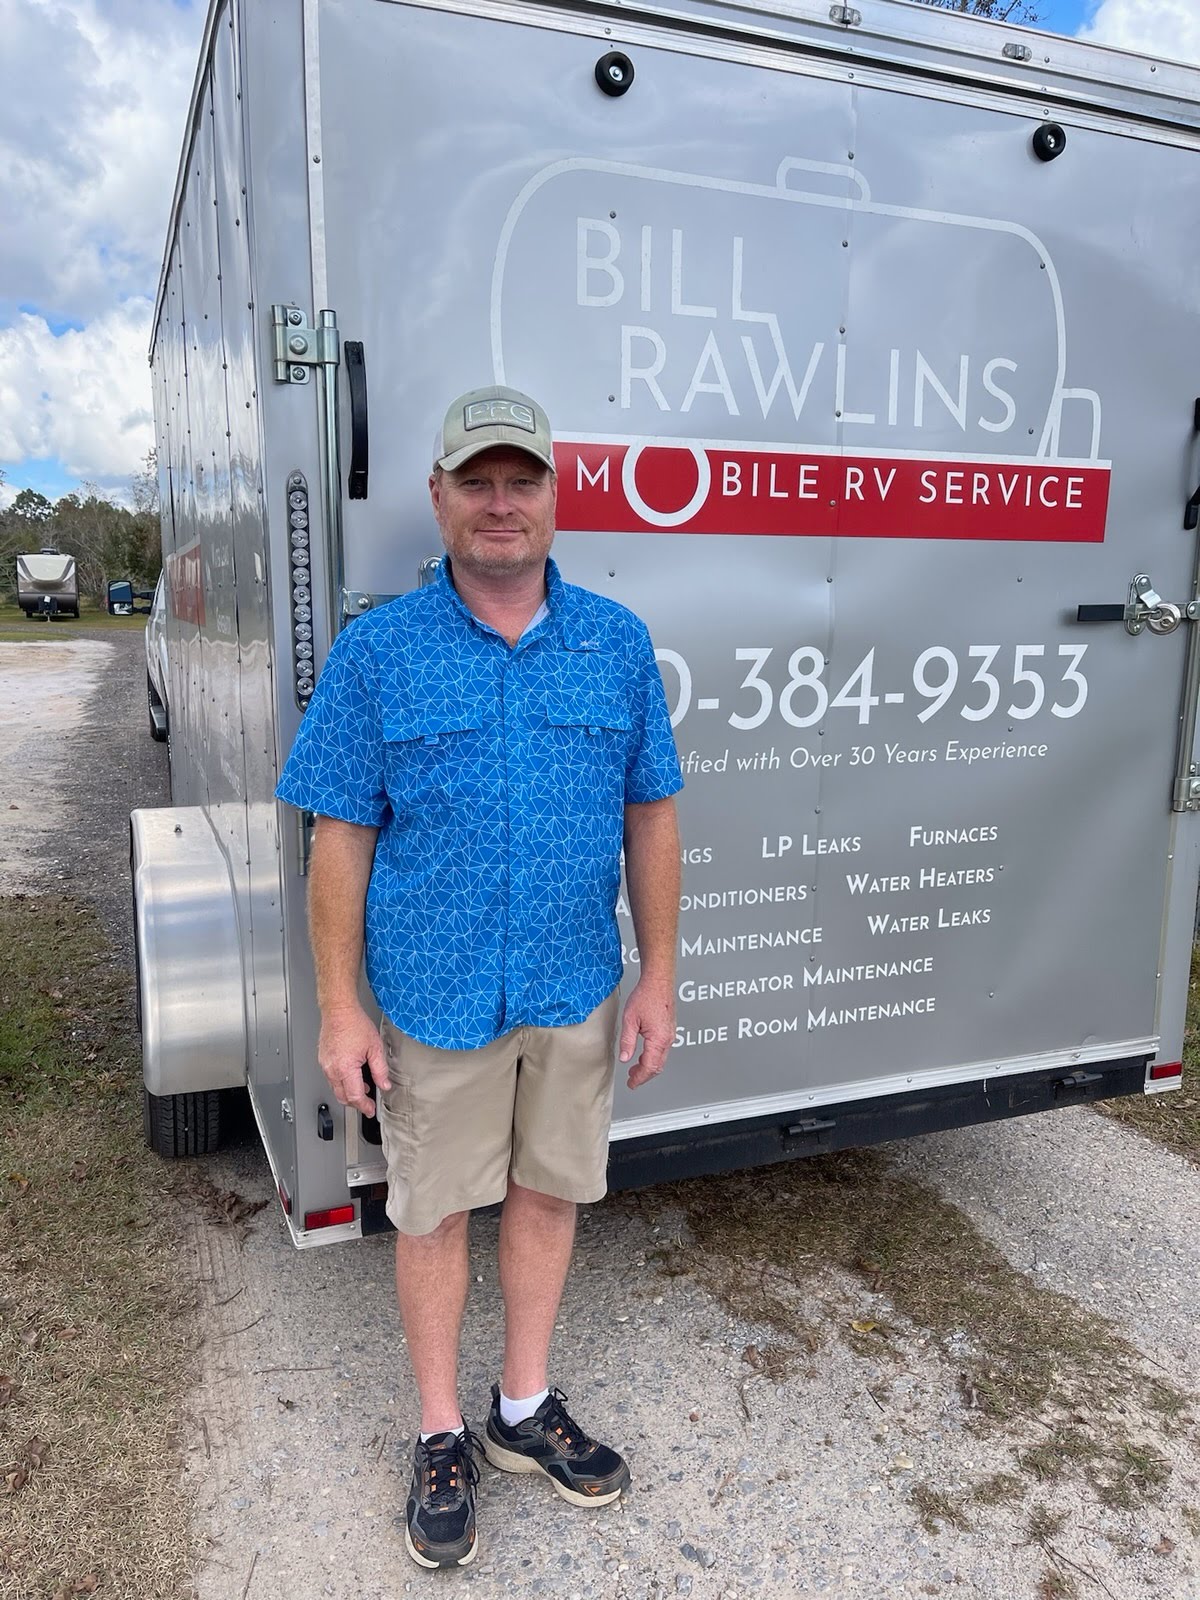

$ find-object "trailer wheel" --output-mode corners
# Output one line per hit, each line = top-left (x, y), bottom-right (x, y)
(143, 1088), (221, 1157)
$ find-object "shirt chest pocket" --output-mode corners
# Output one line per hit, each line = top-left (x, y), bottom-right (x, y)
(544, 693), (632, 739)
(541, 693), (632, 798)
(381, 709), (484, 814)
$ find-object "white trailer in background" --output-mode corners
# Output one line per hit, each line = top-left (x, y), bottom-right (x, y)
(16, 551), (78, 619)
(132, 0), (1200, 1244)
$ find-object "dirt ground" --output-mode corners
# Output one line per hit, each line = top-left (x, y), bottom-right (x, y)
(6, 631), (1200, 1600)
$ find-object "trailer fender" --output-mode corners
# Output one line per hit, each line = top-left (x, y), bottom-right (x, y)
(130, 807), (247, 1095)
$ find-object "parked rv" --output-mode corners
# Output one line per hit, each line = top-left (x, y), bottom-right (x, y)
(16, 550), (78, 619)
(132, 0), (1200, 1244)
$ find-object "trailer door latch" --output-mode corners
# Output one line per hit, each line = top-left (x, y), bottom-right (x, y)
(1076, 573), (1196, 637)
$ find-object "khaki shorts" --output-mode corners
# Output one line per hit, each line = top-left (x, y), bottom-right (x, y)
(377, 991), (620, 1236)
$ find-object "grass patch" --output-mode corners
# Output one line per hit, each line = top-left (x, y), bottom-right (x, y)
(1035, 1571), (1076, 1600)
(0, 895), (194, 1599)
(911, 1482), (972, 1535)
(0, 599), (147, 637)
(1096, 946), (1200, 1164)
(641, 1149), (1192, 1524)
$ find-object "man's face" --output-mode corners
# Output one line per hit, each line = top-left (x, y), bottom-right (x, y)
(430, 447), (557, 582)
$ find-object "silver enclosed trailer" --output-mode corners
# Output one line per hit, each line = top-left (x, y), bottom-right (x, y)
(17, 551), (78, 619)
(135, 0), (1200, 1245)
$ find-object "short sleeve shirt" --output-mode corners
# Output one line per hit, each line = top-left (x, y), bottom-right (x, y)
(276, 558), (683, 1048)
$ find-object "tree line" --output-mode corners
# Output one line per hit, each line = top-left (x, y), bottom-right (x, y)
(1, 453), (162, 608)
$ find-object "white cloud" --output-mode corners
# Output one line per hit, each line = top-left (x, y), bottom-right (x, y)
(1080, 0), (1200, 63)
(0, 0), (201, 324)
(0, 302), (154, 484)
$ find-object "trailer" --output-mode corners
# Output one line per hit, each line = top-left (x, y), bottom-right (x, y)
(17, 551), (78, 619)
(134, 0), (1200, 1245)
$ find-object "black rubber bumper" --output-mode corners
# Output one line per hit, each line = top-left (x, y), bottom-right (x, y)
(604, 1054), (1150, 1191)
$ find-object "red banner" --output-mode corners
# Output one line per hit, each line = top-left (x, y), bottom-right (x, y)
(553, 440), (1110, 543)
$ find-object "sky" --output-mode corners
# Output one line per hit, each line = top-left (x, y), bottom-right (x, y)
(1, 0), (1198, 511)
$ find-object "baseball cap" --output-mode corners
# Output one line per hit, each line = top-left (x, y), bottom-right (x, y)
(434, 385), (556, 473)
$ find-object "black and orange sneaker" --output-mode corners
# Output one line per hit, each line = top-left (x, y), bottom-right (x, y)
(483, 1385), (631, 1507)
(403, 1427), (480, 1569)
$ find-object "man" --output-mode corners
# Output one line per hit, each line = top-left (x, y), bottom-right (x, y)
(276, 385), (683, 1570)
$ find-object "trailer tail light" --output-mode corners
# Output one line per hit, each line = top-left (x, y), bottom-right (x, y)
(277, 1180), (292, 1215)
(1150, 1061), (1183, 1081)
(304, 1204), (355, 1231)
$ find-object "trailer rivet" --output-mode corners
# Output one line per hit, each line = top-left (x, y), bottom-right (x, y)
(287, 308), (303, 326)
(358, 596), (370, 610)
(289, 334), (307, 354)
(291, 365), (305, 381)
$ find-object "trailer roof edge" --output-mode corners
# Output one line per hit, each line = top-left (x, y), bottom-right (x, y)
(149, 0), (1200, 361)
(150, 0), (229, 363)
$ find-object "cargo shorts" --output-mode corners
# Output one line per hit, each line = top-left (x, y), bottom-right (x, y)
(376, 990), (620, 1236)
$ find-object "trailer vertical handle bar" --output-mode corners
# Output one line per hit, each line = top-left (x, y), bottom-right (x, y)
(1172, 538), (1200, 811)
(317, 310), (346, 640)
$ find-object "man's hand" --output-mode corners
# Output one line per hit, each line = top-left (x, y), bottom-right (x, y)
(317, 1003), (391, 1116)
(619, 974), (675, 1090)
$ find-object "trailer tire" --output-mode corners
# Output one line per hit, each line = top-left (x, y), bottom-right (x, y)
(143, 1087), (221, 1157)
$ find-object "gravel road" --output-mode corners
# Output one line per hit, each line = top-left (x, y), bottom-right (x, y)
(8, 631), (1200, 1600)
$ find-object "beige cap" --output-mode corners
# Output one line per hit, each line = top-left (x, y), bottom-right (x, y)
(434, 385), (555, 473)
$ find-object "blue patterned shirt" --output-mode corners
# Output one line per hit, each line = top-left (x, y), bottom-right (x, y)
(276, 558), (683, 1049)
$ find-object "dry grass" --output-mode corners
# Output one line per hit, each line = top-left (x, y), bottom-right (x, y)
(0, 895), (195, 1599)
(642, 1148), (1192, 1525)
(1097, 946), (1200, 1163)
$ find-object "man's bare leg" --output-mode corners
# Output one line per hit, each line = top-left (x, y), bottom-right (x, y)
(395, 1210), (470, 1433)
(498, 1182), (576, 1398)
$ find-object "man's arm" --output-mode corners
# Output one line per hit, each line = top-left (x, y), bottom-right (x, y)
(619, 795), (681, 1089)
(308, 814), (390, 1116)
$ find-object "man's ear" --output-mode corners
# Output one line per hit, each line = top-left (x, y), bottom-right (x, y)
(429, 470), (442, 518)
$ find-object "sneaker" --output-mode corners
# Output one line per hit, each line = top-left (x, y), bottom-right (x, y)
(483, 1385), (631, 1507)
(403, 1427), (480, 1569)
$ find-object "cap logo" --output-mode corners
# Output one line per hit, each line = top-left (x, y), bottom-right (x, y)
(463, 399), (536, 434)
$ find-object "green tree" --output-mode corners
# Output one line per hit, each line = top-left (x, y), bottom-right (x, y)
(0, 487), (56, 604)
(9, 488), (54, 528)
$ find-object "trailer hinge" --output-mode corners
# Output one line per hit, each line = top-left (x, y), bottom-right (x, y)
(341, 588), (401, 620)
(340, 558), (442, 619)
(1076, 573), (1199, 638)
(271, 304), (340, 385)
(829, 4), (861, 24)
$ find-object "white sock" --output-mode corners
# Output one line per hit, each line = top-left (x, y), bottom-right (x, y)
(500, 1387), (549, 1426)
(419, 1423), (464, 1442)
